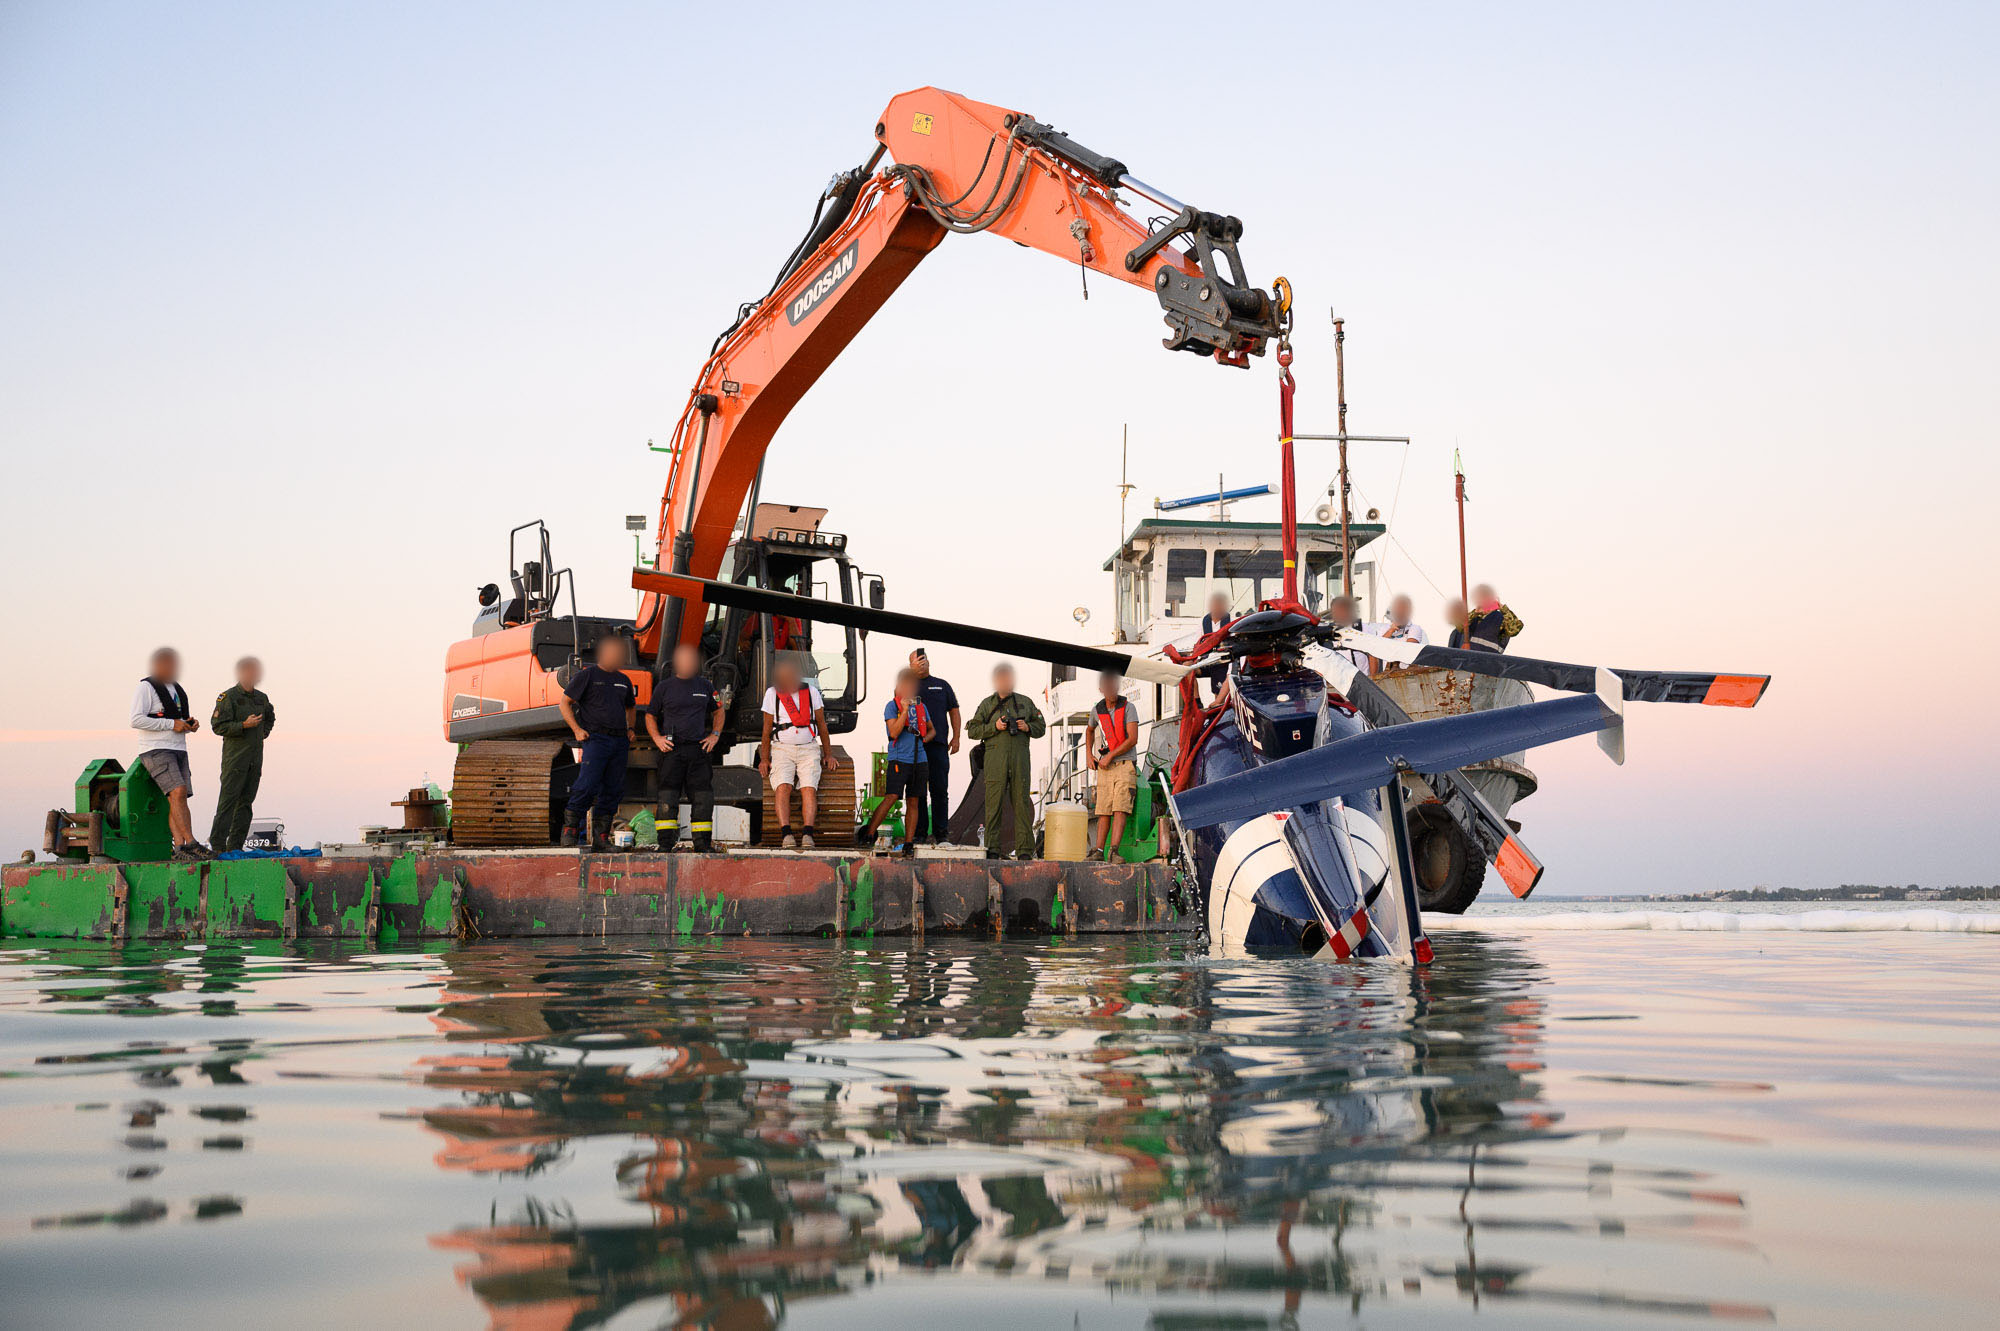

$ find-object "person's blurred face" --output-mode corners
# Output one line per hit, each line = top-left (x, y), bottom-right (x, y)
(993, 664), (1015, 696)
(1389, 595), (1414, 626)
(1098, 671), (1122, 699)
(595, 635), (629, 668)
(1330, 597), (1356, 625)
(909, 649), (930, 677)
(672, 644), (701, 678)
(1207, 592), (1230, 621)
(1445, 598), (1466, 625)
(895, 670), (917, 699)
(236, 657), (262, 689)
(775, 660), (802, 690)
(150, 649), (179, 682)
(1473, 584), (1496, 607)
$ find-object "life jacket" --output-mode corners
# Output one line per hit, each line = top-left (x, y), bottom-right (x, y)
(1095, 697), (1133, 760)
(143, 676), (189, 721)
(773, 616), (803, 650)
(776, 687), (818, 737)
(893, 699), (930, 748)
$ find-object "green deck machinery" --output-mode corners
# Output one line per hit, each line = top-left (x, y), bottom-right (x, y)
(43, 759), (173, 863)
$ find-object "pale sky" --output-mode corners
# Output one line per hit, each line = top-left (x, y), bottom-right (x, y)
(3, 2), (1995, 893)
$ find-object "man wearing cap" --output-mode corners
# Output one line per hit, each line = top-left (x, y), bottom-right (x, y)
(909, 647), (960, 844)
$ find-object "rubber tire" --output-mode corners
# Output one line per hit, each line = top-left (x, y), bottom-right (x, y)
(1408, 803), (1487, 914)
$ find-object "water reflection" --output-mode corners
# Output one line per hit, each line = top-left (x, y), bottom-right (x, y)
(0, 937), (1779, 1327)
(391, 939), (1757, 1327)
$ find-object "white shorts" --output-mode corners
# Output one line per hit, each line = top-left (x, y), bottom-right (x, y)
(770, 741), (822, 789)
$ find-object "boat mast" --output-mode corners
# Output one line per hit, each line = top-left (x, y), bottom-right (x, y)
(1454, 448), (1471, 630)
(1334, 314), (1353, 599)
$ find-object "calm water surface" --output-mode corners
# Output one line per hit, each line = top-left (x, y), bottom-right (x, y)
(1, 926), (1995, 1329)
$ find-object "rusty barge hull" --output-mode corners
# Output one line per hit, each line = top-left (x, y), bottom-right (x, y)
(0, 851), (1188, 943)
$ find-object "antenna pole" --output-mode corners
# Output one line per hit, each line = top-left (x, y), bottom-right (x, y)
(1454, 449), (1471, 637)
(1334, 314), (1353, 599)
(1117, 425), (1133, 555)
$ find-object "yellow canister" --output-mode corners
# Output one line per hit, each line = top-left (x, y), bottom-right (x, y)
(1042, 802), (1089, 862)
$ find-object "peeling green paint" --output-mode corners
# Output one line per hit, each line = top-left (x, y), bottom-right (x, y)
(532, 917), (547, 931)
(419, 875), (455, 935)
(841, 861), (876, 937)
(675, 889), (727, 937)
(205, 861), (285, 937)
(1, 867), (115, 938)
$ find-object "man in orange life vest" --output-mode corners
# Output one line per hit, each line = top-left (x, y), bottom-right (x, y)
(758, 657), (839, 849)
(1086, 670), (1139, 861)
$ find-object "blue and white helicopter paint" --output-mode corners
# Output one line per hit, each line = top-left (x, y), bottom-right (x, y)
(641, 558), (1770, 964)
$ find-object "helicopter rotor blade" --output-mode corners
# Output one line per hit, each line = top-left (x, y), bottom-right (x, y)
(633, 570), (1190, 686)
(1333, 631), (1770, 707)
(1319, 659), (1549, 896)
(1175, 691), (1620, 830)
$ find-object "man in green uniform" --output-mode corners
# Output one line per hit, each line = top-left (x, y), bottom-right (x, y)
(209, 656), (275, 852)
(967, 662), (1044, 859)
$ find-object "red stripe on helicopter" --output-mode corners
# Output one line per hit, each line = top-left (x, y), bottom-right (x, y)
(1701, 674), (1769, 707)
(1327, 908), (1372, 960)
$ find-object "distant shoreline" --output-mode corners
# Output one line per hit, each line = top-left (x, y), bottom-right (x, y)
(1553, 886), (1995, 904)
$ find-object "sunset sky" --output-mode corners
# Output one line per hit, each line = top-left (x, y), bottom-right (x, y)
(3, 2), (1995, 893)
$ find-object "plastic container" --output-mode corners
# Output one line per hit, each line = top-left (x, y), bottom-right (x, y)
(1042, 802), (1089, 862)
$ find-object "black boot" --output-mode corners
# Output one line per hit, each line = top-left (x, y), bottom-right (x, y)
(658, 829), (679, 853)
(559, 823), (580, 848)
(590, 830), (612, 854)
(691, 833), (712, 853)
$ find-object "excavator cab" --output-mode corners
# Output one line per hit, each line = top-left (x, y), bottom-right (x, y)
(698, 504), (878, 748)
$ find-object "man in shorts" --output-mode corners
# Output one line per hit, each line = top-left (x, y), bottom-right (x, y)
(1086, 670), (1139, 862)
(130, 646), (208, 860)
(759, 657), (838, 849)
(859, 667), (934, 855)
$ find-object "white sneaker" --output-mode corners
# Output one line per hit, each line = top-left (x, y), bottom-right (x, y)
(780, 833), (797, 850)
(800, 833), (816, 850)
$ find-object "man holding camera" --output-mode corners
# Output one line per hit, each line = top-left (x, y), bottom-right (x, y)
(967, 661), (1044, 859)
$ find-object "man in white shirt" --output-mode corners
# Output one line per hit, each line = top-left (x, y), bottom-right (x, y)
(759, 658), (839, 849)
(130, 646), (208, 859)
(1365, 594), (1429, 669)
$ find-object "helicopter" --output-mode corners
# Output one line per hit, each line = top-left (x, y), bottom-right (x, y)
(634, 551), (1769, 964)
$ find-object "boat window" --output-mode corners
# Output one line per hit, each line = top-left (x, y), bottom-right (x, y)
(1301, 551), (1344, 613)
(1162, 549), (1207, 616)
(1115, 563), (1140, 638)
(1207, 549), (1287, 610)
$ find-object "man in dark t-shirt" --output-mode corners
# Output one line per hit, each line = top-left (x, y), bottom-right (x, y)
(644, 644), (725, 852)
(909, 648), (960, 844)
(559, 635), (637, 851)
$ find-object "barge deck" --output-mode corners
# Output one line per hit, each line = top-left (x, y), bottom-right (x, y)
(1, 850), (1189, 942)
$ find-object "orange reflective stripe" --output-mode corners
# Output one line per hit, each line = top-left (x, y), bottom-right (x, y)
(1701, 675), (1768, 708)
(1495, 836), (1541, 897)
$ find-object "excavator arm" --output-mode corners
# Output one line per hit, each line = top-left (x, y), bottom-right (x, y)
(635, 86), (1283, 658)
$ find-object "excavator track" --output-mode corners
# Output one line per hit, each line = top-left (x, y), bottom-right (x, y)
(451, 740), (575, 847)
(757, 744), (857, 847)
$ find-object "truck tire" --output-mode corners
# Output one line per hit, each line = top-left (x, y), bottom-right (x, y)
(1408, 803), (1486, 914)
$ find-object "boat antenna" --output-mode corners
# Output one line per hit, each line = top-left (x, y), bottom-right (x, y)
(1454, 447), (1471, 632)
(1334, 312), (1353, 599)
(1117, 424), (1134, 553)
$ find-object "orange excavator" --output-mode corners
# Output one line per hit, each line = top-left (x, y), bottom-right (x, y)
(444, 86), (1285, 847)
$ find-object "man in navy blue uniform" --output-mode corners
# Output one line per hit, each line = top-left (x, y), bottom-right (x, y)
(644, 643), (725, 852)
(558, 634), (637, 851)
(909, 648), (960, 844)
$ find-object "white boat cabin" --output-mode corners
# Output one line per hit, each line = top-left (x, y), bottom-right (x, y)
(1041, 516), (1386, 804)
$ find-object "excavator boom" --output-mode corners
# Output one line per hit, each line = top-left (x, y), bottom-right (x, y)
(635, 86), (1282, 658)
